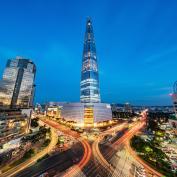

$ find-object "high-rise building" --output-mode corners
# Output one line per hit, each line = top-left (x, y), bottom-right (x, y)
(80, 17), (101, 103)
(172, 81), (177, 117)
(46, 18), (112, 128)
(0, 57), (36, 108)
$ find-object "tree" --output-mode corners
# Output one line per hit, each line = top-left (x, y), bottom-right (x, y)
(23, 149), (35, 159)
(31, 119), (39, 128)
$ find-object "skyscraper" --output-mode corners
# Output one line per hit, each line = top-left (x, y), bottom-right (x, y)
(80, 17), (101, 103)
(46, 18), (112, 128)
(0, 57), (36, 108)
(172, 81), (177, 117)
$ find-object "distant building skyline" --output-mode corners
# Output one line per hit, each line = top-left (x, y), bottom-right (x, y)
(0, 57), (36, 108)
(80, 18), (100, 103)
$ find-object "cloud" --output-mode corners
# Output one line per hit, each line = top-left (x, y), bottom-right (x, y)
(156, 86), (172, 91)
(144, 46), (177, 64)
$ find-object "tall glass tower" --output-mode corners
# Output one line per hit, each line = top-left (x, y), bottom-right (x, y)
(0, 57), (36, 108)
(80, 18), (101, 103)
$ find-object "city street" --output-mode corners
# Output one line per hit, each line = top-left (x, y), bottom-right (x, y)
(98, 119), (163, 177)
(40, 118), (92, 177)
(2, 116), (165, 177)
(90, 123), (128, 177)
(15, 142), (83, 177)
(79, 114), (163, 177)
(0, 128), (58, 177)
(41, 117), (163, 177)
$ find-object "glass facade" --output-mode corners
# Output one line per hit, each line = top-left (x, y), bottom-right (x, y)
(93, 103), (112, 122)
(80, 18), (101, 103)
(0, 57), (36, 108)
(50, 102), (112, 125)
(0, 68), (18, 105)
(60, 103), (85, 123)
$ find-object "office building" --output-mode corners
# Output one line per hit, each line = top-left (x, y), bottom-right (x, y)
(0, 57), (36, 108)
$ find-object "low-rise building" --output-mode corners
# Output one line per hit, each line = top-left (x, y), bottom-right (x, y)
(46, 106), (61, 119)
(0, 108), (30, 145)
(168, 115), (177, 135)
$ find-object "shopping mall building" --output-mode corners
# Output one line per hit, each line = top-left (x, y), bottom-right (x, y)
(47, 102), (112, 127)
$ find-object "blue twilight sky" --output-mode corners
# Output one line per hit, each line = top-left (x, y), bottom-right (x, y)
(0, 0), (177, 106)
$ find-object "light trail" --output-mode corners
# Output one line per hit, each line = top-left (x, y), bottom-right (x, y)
(41, 118), (92, 177)
(91, 123), (128, 177)
(92, 114), (163, 177)
(91, 118), (144, 176)
(0, 128), (58, 177)
(62, 139), (91, 177)
(103, 121), (145, 160)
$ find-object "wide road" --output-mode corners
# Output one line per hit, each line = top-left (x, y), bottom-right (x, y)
(91, 120), (146, 176)
(76, 122), (128, 177)
(41, 118), (92, 177)
(15, 142), (83, 177)
(94, 117), (163, 177)
(92, 123), (128, 176)
(108, 120), (163, 177)
(0, 128), (58, 177)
